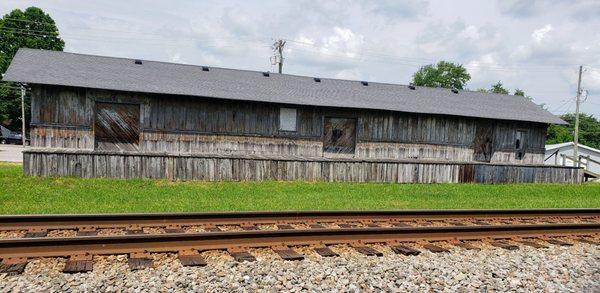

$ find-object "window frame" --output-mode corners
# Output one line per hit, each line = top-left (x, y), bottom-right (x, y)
(279, 107), (298, 132)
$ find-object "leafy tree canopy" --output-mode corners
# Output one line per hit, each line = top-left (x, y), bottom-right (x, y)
(547, 113), (600, 149)
(489, 81), (509, 94)
(0, 7), (64, 130)
(514, 89), (525, 96)
(411, 61), (471, 90)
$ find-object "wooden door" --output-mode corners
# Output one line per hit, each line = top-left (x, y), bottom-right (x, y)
(323, 117), (356, 154)
(473, 122), (494, 162)
(94, 102), (140, 151)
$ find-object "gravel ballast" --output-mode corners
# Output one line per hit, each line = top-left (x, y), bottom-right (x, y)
(1, 242), (598, 292)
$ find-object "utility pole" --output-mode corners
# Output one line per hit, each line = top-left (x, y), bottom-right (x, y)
(20, 84), (26, 147)
(272, 39), (286, 74)
(573, 65), (583, 167)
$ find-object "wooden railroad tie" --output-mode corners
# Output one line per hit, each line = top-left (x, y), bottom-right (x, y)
(271, 246), (304, 261)
(0, 257), (28, 275)
(128, 252), (154, 270)
(452, 241), (480, 250)
(390, 244), (421, 256)
(517, 239), (549, 249)
(276, 224), (295, 230)
(422, 243), (450, 253)
(227, 247), (256, 262)
(490, 241), (520, 250)
(577, 237), (599, 245)
(76, 226), (98, 236)
(164, 225), (184, 234)
(545, 238), (573, 246)
(177, 250), (207, 267)
(24, 228), (48, 238)
(240, 223), (259, 231)
(313, 246), (339, 257)
(351, 242), (383, 256)
(63, 254), (93, 273)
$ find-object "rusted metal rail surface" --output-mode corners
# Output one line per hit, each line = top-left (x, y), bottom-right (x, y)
(0, 223), (598, 259)
(0, 209), (598, 274)
(1, 209), (598, 231)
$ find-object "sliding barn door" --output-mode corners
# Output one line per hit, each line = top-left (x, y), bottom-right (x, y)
(94, 102), (140, 151)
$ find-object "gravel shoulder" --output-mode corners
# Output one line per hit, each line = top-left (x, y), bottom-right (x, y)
(0, 145), (23, 163)
(1, 243), (598, 292)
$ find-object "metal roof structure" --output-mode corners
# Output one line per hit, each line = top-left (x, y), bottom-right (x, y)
(3, 48), (565, 124)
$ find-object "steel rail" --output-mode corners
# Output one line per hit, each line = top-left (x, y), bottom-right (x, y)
(0, 209), (598, 231)
(0, 223), (598, 259)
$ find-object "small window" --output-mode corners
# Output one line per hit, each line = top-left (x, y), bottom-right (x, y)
(279, 108), (297, 131)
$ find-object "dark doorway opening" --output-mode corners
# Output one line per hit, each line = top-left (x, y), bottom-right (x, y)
(473, 122), (494, 162)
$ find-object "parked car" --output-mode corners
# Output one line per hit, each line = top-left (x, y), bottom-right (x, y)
(0, 125), (23, 144)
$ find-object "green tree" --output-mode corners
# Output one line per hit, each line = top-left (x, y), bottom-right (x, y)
(0, 7), (64, 131)
(489, 81), (509, 94)
(547, 113), (600, 149)
(411, 61), (471, 90)
(514, 88), (525, 97)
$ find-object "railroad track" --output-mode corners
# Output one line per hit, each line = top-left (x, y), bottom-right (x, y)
(0, 209), (598, 274)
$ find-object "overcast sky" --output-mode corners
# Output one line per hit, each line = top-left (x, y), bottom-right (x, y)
(2, 0), (600, 117)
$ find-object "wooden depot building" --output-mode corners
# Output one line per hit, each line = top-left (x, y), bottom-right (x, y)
(3, 48), (581, 183)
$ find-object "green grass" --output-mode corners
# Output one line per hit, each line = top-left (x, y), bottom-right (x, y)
(0, 162), (598, 214)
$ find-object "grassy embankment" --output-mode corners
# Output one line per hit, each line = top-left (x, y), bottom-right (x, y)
(0, 162), (598, 214)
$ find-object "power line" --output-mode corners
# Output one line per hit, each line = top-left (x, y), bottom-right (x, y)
(0, 16), (59, 26)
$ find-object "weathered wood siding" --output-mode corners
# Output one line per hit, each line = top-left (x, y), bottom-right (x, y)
(29, 85), (549, 164)
(146, 95), (321, 138)
(23, 150), (581, 183)
(140, 132), (323, 156)
(355, 143), (473, 161)
(30, 125), (93, 149)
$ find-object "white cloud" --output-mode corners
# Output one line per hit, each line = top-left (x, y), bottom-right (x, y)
(497, 0), (539, 17)
(0, 0), (599, 116)
(321, 27), (364, 58)
(335, 69), (362, 80)
(532, 24), (552, 44)
(170, 52), (184, 64)
(586, 67), (600, 92)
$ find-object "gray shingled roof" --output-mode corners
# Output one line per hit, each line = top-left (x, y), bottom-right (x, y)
(3, 48), (565, 124)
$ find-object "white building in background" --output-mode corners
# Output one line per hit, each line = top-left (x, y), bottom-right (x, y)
(545, 142), (600, 174)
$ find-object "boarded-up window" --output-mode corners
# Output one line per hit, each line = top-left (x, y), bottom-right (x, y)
(279, 108), (297, 131)
(323, 117), (356, 154)
(515, 130), (527, 160)
(94, 102), (140, 151)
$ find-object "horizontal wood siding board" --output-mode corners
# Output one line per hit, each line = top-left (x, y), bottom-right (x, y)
(23, 152), (581, 184)
(23, 148), (577, 168)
